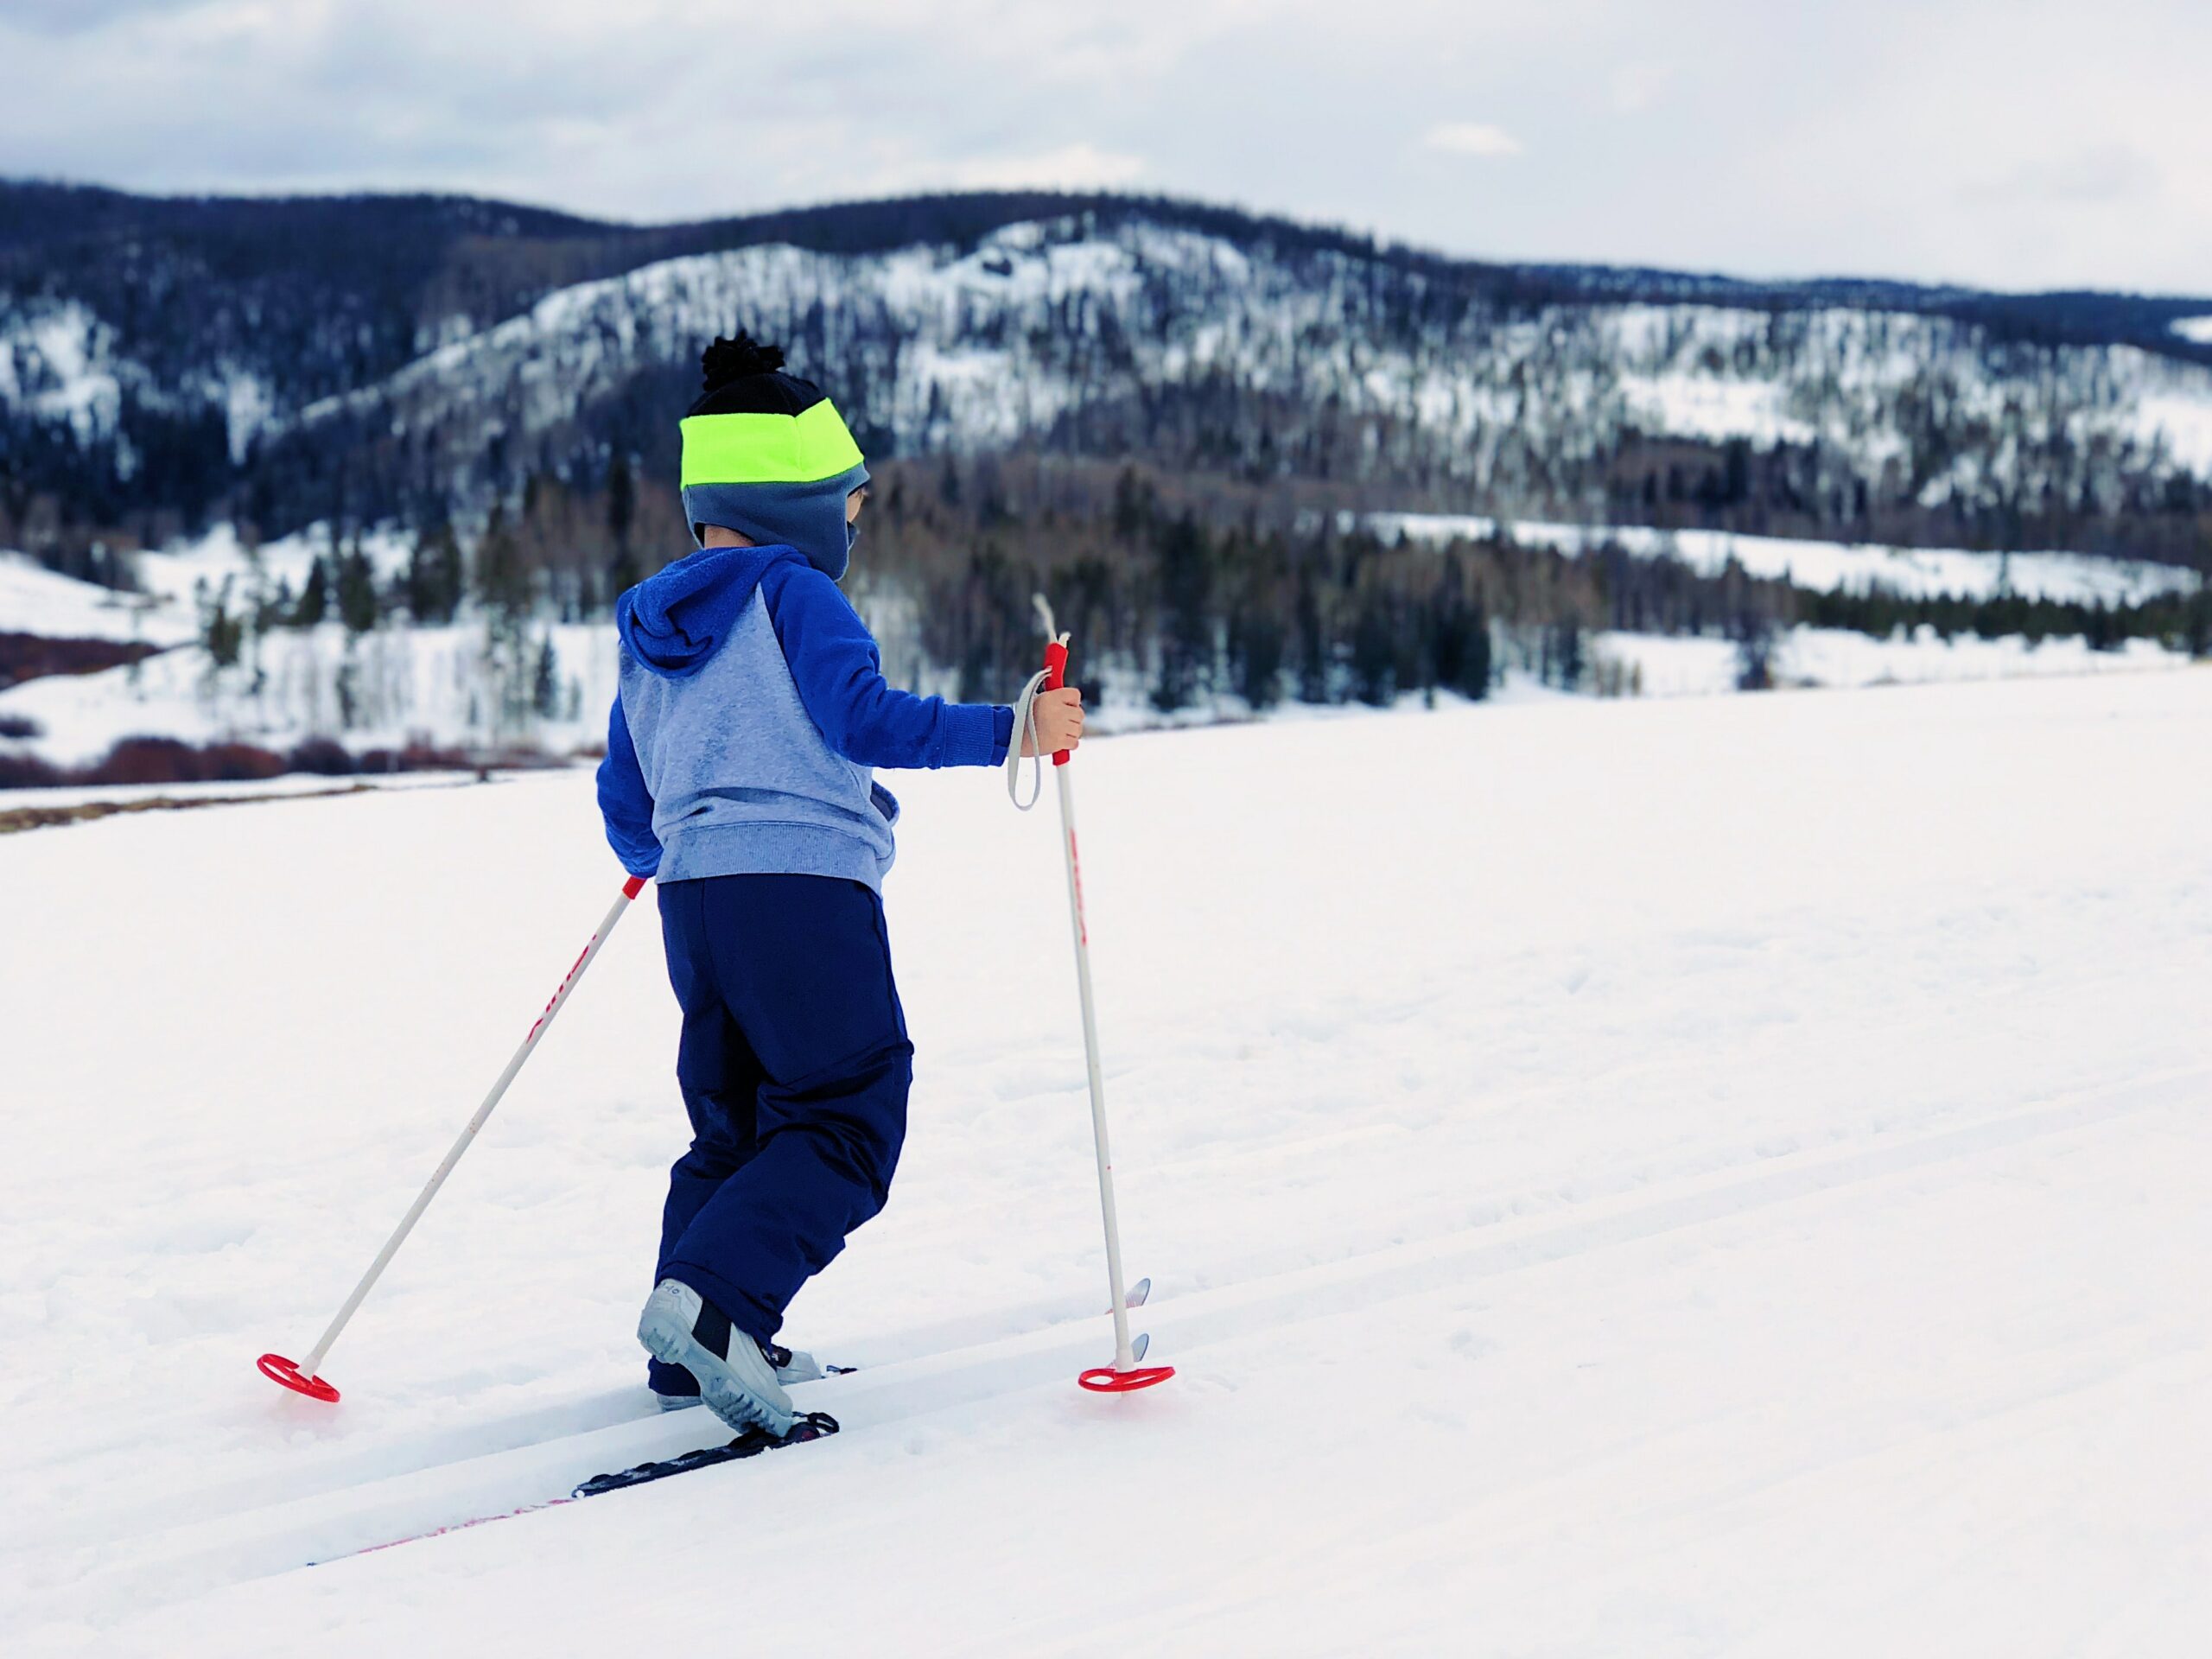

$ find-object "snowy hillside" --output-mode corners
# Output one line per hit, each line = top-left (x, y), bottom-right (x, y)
(10, 186), (2212, 569)
(1368, 512), (2206, 607)
(281, 219), (2212, 531)
(0, 551), (191, 646)
(5, 669), (2209, 1653)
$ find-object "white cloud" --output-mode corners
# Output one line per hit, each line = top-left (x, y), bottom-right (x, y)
(950, 143), (1146, 190)
(3, 0), (2211, 292)
(1961, 144), (2159, 207)
(1423, 121), (1522, 158)
(1608, 60), (1674, 113)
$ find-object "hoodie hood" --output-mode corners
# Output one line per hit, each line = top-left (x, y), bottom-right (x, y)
(681, 463), (868, 582)
(615, 543), (807, 679)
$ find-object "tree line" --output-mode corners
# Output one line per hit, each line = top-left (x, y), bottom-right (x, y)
(192, 454), (2212, 716)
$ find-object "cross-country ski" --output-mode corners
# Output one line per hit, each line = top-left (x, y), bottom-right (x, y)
(572, 1411), (840, 1498)
(340, 1284), (1147, 1562)
(335, 1411), (844, 1563)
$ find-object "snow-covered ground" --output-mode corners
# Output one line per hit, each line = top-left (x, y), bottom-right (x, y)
(0, 616), (618, 768)
(3, 529), (418, 644)
(0, 554), (192, 647)
(1594, 625), (2194, 697)
(1368, 512), (2206, 607)
(1, 527), (415, 652)
(0, 770), (474, 817)
(0, 529), (602, 769)
(4, 669), (2209, 1654)
(124, 523), (416, 614)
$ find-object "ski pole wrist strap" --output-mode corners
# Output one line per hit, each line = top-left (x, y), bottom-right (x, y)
(1005, 666), (1052, 811)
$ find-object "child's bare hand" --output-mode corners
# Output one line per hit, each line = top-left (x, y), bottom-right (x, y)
(1023, 686), (1085, 755)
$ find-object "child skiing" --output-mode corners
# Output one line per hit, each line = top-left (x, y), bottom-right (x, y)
(595, 332), (1083, 1438)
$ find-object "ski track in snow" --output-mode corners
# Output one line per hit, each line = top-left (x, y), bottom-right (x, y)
(4, 671), (2210, 1653)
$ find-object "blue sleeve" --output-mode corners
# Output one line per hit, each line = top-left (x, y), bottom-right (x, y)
(764, 564), (1013, 769)
(595, 692), (663, 877)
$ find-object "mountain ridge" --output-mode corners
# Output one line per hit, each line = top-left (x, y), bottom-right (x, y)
(9, 177), (2210, 356)
(3, 181), (2210, 570)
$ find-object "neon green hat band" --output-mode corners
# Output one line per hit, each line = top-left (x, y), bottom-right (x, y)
(679, 399), (865, 487)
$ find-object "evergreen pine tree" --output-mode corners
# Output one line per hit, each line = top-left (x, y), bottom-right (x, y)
(1152, 512), (1214, 711)
(474, 505), (537, 738)
(607, 453), (635, 551)
(1230, 613), (1286, 709)
(602, 456), (640, 609)
(294, 556), (330, 627)
(1431, 579), (1492, 702)
(1294, 564), (1329, 703)
(1462, 602), (1492, 699)
(1551, 623), (1586, 690)
(1736, 616), (1775, 690)
(406, 522), (464, 624)
(1351, 589), (1396, 706)
(336, 544), (378, 633)
(474, 505), (531, 619)
(201, 583), (244, 668)
(1112, 467), (1150, 540)
(531, 635), (561, 720)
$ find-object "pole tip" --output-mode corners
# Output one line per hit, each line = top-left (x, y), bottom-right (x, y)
(257, 1352), (340, 1402)
(1078, 1363), (1175, 1393)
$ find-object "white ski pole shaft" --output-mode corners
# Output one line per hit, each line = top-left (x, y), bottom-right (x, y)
(294, 875), (646, 1378)
(1039, 637), (1137, 1370)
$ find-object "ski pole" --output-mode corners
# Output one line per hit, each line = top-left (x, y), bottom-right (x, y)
(257, 874), (650, 1402)
(1018, 596), (1173, 1395)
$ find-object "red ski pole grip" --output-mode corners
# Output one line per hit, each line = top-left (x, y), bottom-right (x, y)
(1041, 639), (1071, 766)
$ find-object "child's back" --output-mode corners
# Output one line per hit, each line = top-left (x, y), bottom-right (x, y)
(598, 338), (1006, 888)
(594, 332), (1081, 1442)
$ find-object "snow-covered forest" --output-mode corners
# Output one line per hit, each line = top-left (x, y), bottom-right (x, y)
(4, 187), (2212, 783)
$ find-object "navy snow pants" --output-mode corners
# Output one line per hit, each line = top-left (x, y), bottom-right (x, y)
(650, 874), (912, 1361)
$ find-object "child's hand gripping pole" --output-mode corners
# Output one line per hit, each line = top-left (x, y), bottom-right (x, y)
(1003, 601), (1068, 809)
(1014, 594), (1173, 1394)
(1040, 635), (1072, 766)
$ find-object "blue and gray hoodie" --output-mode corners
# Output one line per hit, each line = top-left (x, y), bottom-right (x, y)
(594, 543), (1014, 890)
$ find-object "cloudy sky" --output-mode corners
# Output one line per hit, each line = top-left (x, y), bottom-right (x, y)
(3, 0), (2206, 294)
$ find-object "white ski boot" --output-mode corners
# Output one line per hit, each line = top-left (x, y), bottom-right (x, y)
(654, 1342), (827, 1410)
(637, 1279), (795, 1437)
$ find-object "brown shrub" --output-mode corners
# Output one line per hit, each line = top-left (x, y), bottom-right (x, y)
(0, 751), (66, 789)
(286, 737), (355, 776)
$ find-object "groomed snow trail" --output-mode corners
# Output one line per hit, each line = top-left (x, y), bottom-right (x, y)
(4, 671), (2209, 1654)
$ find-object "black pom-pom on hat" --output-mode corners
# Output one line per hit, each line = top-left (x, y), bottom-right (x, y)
(686, 328), (823, 419)
(700, 330), (787, 391)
